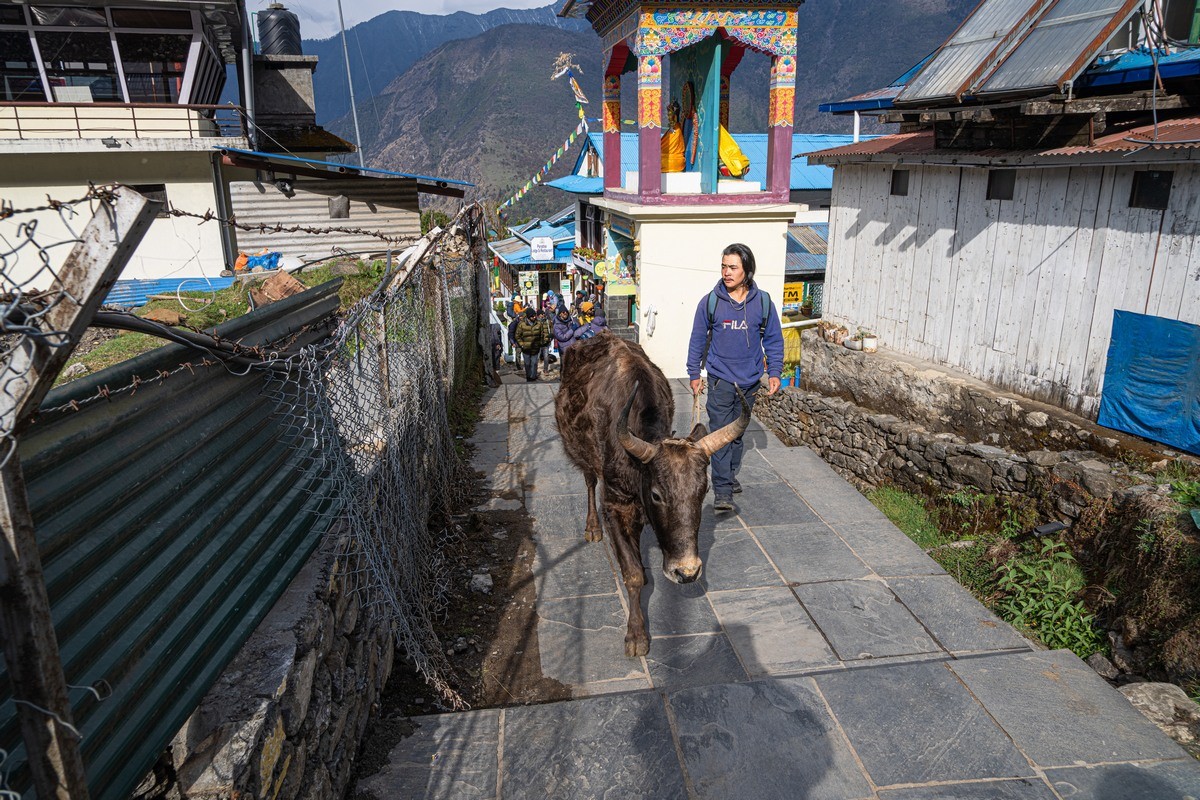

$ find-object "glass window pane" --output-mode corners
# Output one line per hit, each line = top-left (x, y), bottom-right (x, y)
(0, 32), (46, 100)
(31, 7), (107, 27)
(111, 9), (192, 30)
(0, 7), (27, 24)
(117, 33), (190, 103)
(36, 31), (121, 101)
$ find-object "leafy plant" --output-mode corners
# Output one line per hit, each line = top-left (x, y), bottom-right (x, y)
(851, 326), (876, 341)
(996, 540), (1104, 658)
(1171, 479), (1200, 508)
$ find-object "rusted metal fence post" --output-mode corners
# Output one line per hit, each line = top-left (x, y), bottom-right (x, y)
(0, 188), (157, 799)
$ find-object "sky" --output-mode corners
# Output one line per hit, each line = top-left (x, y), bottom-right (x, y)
(256, 0), (554, 41)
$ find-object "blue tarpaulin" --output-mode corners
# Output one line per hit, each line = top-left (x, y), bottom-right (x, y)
(1098, 311), (1200, 456)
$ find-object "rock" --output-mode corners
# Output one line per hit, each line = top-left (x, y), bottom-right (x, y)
(1025, 411), (1050, 428)
(968, 443), (1010, 459)
(492, 531), (508, 540)
(946, 455), (994, 490)
(142, 308), (184, 326)
(474, 497), (522, 512)
(1086, 653), (1120, 680)
(62, 363), (89, 379)
(468, 573), (493, 594)
(1119, 682), (1200, 746)
(1026, 450), (1061, 467)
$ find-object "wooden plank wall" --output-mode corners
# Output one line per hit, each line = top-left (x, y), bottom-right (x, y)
(229, 178), (420, 262)
(824, 163), (1200, 419)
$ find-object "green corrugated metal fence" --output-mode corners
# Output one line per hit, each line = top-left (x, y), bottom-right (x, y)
(0, 280), (343, 798)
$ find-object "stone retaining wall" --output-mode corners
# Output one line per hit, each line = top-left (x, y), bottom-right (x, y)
(754, 333), (1173, 519)
(134, 533), (393, 800)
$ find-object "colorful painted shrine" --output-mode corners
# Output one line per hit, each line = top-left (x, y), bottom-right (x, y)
(564, 1), (799, 204)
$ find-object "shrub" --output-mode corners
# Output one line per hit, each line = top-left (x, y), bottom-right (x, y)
(996, 540), (1104, 658)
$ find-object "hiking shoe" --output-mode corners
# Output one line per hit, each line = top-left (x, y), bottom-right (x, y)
(732, 480), (742, 494)
(714, 495), (735, 512)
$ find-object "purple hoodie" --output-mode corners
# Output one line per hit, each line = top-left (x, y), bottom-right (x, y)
(686, 280), (783, 389)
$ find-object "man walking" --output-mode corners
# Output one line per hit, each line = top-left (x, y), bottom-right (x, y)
(515, 306), (549, 382)
(686, 243), (783, 511)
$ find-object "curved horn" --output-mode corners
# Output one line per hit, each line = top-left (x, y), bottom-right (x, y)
(695, 386), (752, 457)
(617, 380), (659, 463)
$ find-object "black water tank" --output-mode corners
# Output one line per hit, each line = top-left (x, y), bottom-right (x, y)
(258, 3), (302, 56)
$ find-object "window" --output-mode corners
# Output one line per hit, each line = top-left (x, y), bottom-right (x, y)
(987, 169), (1016, 201)
(0, 32), (46, 101)
(890, 169), (909, 197)
(111, 9), (193, 29)
(128, 184), (170, 217)
(580, 202), (605, 251)
(1130, 170), (1173, 210)
(0, 7), (27, 24)
(38, 31), (122, 102)
(117, 33), (190, 103)
(31, 7), (107, 27)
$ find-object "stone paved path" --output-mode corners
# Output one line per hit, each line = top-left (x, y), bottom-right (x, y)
(361, 380), (1200, 799)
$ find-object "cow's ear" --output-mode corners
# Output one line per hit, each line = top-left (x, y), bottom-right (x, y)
(687, 423), (708, 442)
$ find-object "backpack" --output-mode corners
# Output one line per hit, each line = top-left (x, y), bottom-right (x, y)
(701, 290), (771, 370)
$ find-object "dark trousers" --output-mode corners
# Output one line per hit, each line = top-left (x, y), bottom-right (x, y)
(523, 350), (540, 380)
(706, 378), (760, 497)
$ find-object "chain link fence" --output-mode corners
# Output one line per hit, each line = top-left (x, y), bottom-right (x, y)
(266, 211), (487, 708)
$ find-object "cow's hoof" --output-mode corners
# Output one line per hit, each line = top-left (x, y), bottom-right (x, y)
(585, 526), (603, 542)
(625, 635), (649, 658)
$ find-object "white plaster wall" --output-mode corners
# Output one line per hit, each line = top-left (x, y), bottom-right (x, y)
(0, 151), (226, 285)
(621, 205), (796, 378)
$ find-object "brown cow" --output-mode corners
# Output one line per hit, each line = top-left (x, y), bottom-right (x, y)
(554, 331), (749, 656)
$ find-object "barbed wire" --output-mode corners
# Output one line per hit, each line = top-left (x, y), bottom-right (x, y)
(160, 202), (422, 247)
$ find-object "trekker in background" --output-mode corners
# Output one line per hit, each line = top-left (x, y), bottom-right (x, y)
(553, 305), (580, 354)
(686, 243), (783, 512)
(507, 300), (525, 369)
(535, 307), (554, 373)
(514, 307), (548, 381)
(574, 301), (607, 342)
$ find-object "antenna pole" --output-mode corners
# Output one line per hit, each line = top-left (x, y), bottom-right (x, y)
(336, 0), (366, 167)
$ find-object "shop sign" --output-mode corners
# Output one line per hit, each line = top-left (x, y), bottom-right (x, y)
(530, 237), (555, 261)
(518, 271), (539, 303)
(783, 282), (804, 307)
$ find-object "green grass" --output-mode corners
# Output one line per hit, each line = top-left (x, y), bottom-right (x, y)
(868, 483), (1105, 660)
(61, 260), (387, 383)
(867, 486), (942, 549)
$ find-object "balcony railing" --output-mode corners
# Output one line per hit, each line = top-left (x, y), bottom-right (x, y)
(0, 102), (246, 141)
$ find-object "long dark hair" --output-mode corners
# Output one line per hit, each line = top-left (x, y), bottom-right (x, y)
(722, 243), (756, 289)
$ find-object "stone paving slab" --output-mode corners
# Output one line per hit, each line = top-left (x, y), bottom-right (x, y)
(889, 575), (1032, 654)
(794, 579), (943, 661)
(644, 632), (746, 690)
(1045, 760), (1200, 798)
(876, 779), (1059, 800)
(668, 678), (874, 800)
(707, 587), (839, 676)
(536, 594), (647, 687)
(502, 692), (688, 799)
(357, 708), (500, 800)
(816, 660), (1036, 787)
(752, 522), (874, 585)
(948, 649), (1191, 766)
(371, 383), (1200, 799)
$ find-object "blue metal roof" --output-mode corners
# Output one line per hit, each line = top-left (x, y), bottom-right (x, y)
(104, 277), (237, 308)
(546, 175), (603, 195)
(1079, 47), (1200, 89)
(216, 146), (474, 187)
(567, 133), (876, 193)
(786, 222), (828, 277)
(490, 219), (576, 265)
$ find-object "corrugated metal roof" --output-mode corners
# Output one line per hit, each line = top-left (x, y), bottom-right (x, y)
(1078, 46), (1200, 89)
(1, 282), (341, 797)
(218, 146), (473, 187)
(547, 175), (604, 194)
(897, 0), (1050, 104)
(105, 277), (237, 308)
(978, 0), (1142, 96)
(806, 116), (1200, 161)
(580, 133), (878, 191)
(785, 223), (828, 277)
(789, 222), (829, 255)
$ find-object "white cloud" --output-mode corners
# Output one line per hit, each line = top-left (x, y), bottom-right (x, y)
(255, 0), (556, 40)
